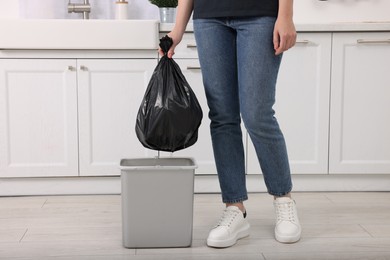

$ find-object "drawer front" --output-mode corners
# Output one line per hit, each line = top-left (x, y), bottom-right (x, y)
(159, 33), (198, 58)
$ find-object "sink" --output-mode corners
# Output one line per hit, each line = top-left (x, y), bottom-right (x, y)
(0, 19), (159, 50)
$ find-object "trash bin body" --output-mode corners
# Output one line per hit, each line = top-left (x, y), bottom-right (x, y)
(120, 158), (196, 248)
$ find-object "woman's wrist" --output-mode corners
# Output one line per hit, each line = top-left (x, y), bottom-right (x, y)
(173, 0), (193, 35)
(278, 0), (294, 20)
(172, 25), (186, 36)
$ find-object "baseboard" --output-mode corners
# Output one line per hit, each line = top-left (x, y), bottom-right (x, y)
(1, 174), (390, 196)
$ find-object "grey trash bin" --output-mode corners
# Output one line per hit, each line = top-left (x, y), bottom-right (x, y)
(120, 157), (197, 248)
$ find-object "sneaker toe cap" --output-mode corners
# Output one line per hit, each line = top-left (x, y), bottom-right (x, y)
(208, 227), (230, 240)
(275, 221), (301, 236)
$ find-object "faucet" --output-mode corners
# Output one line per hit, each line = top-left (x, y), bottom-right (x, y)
(68, 0), (91, 19)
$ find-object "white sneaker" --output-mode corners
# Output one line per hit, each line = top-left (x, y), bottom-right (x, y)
(274, 197), (301, 243)
(206, 206), (250, 248)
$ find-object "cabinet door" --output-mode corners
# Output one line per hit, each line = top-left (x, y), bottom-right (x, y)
(160, 59), (217, 175)
(77, 59), (156, 176)
(0, 59), (78, 177)
(247, 33), (332, 174)
(329, 33), (390, 174)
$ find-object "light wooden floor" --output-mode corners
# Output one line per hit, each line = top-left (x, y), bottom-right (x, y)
(1, 192), (390, 260)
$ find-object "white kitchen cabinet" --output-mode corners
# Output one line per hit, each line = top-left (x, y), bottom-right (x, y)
(0, 59), (79, 177)
(329, 32), (390, 174)
(163, 33), (333, 175)
(158, 33), (218, 174)
(160, 59), (217, 175)
(0, 58), (157, 177)
(77, 59), (156, 176)
(2, 29), (389, 184)
(246, 33), (332, 174)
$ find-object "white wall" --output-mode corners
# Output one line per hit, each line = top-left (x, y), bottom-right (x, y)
(0, 0), (389, 23)
(0, 0), (158, 20)
(0, 0), (19, 18)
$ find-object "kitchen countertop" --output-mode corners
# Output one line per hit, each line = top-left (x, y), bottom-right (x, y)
(160, 22), (390, 33)
(0, 19), (159, 50)
(0, 19), (388, 51)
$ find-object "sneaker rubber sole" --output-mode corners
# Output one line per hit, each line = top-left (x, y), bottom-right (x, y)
(275, 229), (301, 243)
(206, 223), (250, 248)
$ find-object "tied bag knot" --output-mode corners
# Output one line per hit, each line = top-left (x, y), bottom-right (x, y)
(159, 35), (173, 56)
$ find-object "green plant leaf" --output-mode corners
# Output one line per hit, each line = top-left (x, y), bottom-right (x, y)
(149, 0), (178, 8)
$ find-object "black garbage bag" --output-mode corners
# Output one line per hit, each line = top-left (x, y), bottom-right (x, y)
(135, 35), (203, 152)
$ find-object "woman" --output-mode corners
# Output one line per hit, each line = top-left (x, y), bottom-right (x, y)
(161, 0), (301, 247)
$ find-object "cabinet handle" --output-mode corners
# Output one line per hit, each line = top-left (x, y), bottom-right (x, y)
(187, 66), (201, 70)
(188, 40), (317, 49)
(187, 43), (197, 48)
(79, 65), (88, 71)
(68, 66), (76, 71)
(357, 39), (390, 44)
(296, 40), (310, 44)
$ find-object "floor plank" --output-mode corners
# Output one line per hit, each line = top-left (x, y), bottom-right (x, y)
(0, 192), (390, 259)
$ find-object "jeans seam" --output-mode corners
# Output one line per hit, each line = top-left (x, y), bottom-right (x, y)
(268, 184), (293, 197)
(222, 195), (248, 204)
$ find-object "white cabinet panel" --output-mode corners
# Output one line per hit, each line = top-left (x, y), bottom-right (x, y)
(160, 59), (217, 175)
(247, 33), (332, 174)
(169, 33), (199, 59)
(329, 32), (390, 174)
(77, 59), (156, 176)
(0, 59), (78, 177)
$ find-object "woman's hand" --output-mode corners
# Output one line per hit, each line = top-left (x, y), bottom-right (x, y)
(158, 0), (194, 58)
(274, 0), (296, 55)
(158, 30), (183, 59)
(273, 17), (296, 55)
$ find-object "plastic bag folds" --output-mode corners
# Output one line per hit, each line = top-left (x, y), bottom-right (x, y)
(135, 35), (203, 152)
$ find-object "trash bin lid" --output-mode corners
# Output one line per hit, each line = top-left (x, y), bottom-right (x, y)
(119, 157), (197, 170)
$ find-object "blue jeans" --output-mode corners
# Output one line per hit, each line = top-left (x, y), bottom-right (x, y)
(193, 17), (292, 203)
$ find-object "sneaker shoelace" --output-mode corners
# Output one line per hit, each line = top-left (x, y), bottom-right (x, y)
(216, 208), (240, 227)
(275, 201), (296, 223)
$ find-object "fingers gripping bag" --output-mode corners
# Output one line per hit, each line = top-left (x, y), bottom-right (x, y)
(135, 35), (203, 152)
